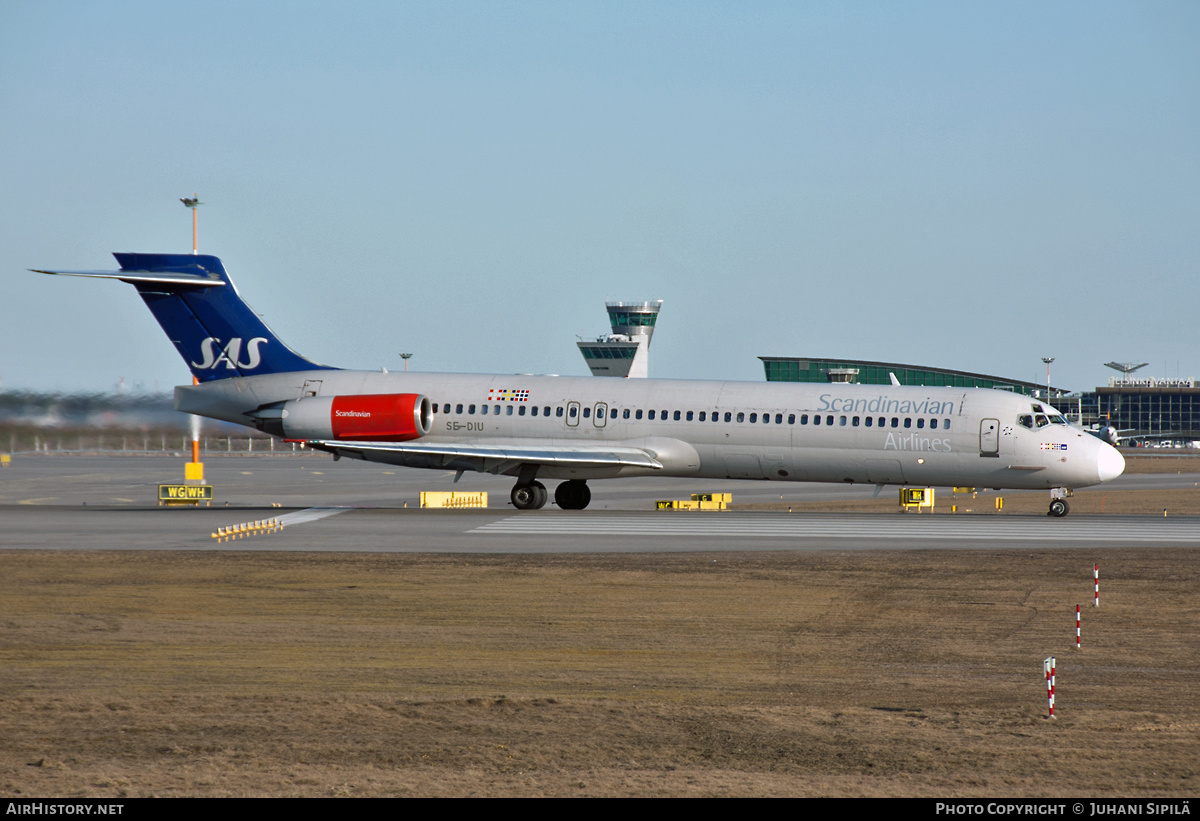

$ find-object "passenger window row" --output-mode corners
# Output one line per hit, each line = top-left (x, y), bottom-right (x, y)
(429, 401), (951, 431)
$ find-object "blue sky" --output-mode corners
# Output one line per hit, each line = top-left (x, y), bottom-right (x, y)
(2, 1), (1198, 394)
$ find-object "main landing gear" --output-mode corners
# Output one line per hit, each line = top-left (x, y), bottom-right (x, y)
(510, 481), (548, 510)
(554, 480), (591, 510)
(509, 479), (592, 510)
(1048, 488), (1071, 517)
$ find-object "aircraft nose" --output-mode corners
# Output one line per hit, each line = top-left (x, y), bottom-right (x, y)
(1097, 444), (1125, 483)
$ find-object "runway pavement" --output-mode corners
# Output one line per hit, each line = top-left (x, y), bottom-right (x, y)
(2, 454), (1198, 552)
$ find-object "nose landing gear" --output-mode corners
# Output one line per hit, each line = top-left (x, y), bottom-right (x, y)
(1048, 488), (1072, 517)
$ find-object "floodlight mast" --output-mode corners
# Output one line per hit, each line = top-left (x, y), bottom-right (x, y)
(1042, 357), (1055, 399)
(179, 195), (204, 472)
(180, 195), (202, 254)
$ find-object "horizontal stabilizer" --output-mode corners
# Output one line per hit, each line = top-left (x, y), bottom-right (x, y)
(31, 268), (224, 287)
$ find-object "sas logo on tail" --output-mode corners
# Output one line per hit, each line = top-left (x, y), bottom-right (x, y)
(191, 337), (268, 370)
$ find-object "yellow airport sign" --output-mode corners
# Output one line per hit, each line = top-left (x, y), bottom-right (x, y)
(657, 497), (729, 510)
(420, 491), (488, 508)
(159, 484), (213, 503)
(900, 487), (935, 510)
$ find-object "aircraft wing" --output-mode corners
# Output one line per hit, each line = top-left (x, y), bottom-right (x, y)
(302, 439), (664, 474)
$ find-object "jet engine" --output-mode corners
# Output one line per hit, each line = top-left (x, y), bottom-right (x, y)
(249, 393), (433, 441)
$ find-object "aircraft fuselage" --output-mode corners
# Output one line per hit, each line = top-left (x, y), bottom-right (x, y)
(177, 369), (1120, 491)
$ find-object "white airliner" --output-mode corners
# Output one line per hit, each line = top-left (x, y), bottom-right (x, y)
(34, 252), (1125, 516)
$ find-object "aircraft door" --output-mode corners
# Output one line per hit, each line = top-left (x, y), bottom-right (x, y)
(979, 418), (1000, 457)
(566, 401), (580, 427)
(593, 402), (608, 428)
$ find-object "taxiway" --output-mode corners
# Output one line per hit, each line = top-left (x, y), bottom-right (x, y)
(2, 454), (1197, 553)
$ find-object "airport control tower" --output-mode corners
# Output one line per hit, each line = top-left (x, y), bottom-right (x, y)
(577, 300), (663, 378)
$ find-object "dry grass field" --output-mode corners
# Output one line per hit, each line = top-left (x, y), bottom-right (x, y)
(1, 544), (1197, 797)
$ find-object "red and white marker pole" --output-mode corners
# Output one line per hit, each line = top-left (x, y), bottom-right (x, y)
(1044, 656), (1056, 717)
(1093, 563), (1099, 607)
(1075, 605), (1081, 649)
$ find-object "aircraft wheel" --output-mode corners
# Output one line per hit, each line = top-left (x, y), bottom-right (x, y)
(511, 481), (548, 510)
(554, 480), (591, 510)
(1048, 499), (1070, 518)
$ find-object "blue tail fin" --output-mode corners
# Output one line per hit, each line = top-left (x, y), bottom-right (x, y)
(36, 253), (335, 382)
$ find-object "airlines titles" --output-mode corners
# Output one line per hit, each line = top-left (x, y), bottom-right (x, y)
(191, 337), (268, 370)
(818, 393), (957, 415)
(884, 432), (952, 452)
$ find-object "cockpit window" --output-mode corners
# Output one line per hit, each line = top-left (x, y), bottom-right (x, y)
(1018, 414), (1034, 429)
(1034, 415), (1049, 428)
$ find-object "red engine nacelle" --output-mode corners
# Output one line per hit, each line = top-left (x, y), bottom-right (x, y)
(274, 393), (433, 442)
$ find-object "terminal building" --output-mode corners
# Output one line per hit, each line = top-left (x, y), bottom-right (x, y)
(759, 356), (1058, 395)
(1076, 377), (1200, 442)
(578, 300), (663, 378)
(760, 356), (1200, 443)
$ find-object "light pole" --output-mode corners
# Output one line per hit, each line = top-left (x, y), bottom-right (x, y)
(180, 195), (202, 254)
(399, 353), (413, 371)
(1042, 357), (1055, 401)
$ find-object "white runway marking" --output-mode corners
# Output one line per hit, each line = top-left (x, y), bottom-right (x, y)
(469, 513), (1200, 543)
(276, 507), (353, 526)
